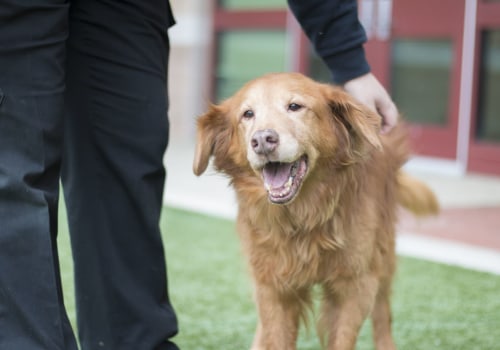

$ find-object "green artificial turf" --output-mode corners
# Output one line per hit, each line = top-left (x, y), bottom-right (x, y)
(58, 205), (500, 350)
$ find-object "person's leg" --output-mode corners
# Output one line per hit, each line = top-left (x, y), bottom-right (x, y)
(62, 1), (178, 349)
(0, 1), (78, 349)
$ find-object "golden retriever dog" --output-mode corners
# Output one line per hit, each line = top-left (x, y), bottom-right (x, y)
(193, 72), (438, 350)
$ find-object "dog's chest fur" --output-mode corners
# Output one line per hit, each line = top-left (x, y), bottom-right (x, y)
(237, 202), (375, 291)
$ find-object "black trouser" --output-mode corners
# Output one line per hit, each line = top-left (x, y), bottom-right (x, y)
(0, 1), (178, 349)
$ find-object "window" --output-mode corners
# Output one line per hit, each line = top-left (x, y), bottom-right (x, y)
(477, 30), (500, 142)
(213, 1), (288, 101)
(308, 47), (332, 83)
(216, 30), (287, 101)
(391, 39), (453, 125)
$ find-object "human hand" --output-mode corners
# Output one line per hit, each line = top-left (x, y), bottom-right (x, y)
(343, 73), (398, 134)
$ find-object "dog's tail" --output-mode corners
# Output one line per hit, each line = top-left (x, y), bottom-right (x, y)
(396, 171), (440, 216)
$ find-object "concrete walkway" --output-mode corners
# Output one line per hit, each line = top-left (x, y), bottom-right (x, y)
(163, 141), (500, 275)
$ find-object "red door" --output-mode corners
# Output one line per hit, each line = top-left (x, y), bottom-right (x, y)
(468, 0), (500, 175)
(364, 0), (465, 160)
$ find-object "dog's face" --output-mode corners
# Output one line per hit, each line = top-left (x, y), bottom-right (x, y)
(193, 73), (382, 204)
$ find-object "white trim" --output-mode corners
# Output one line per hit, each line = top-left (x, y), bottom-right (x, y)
(456, 0), (478, 171)
(285, 10), (303, 72)
(404, 156), (466, 176)
(359, 0), (376, 39)
(376, 0), (393, 41)
(164, 193), (237, 220)
(397, 233), (500, 275)
(169, 14), (211, 46)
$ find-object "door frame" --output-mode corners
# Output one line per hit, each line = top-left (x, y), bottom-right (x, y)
(365, 0), (466, 161)
(468, 0), (500, 175)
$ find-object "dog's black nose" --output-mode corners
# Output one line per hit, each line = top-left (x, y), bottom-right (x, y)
(251, 129), (279, 155)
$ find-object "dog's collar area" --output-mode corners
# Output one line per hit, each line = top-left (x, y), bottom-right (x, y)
(263, 155), (308, 204)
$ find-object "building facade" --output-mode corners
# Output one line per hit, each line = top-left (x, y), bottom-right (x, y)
(169, 0), (500, 176)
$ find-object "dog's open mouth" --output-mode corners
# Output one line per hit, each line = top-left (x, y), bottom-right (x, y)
(262, 155), (308, 204)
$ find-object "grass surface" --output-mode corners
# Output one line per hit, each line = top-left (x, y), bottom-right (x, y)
(58, 206), (500, 349)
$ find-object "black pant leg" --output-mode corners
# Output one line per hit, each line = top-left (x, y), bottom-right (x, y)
(62, 1), (178, 349)
(0, 1), (78, 350)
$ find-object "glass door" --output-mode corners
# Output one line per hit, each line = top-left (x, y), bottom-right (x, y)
(469, 0), (500, 175)
(364, 0), (465, 159)
(213, 0), (288, 101)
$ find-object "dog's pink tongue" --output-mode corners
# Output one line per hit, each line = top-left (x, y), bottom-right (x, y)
(263, 162), (292, 189)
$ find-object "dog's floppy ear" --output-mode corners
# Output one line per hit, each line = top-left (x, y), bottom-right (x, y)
(323, 85), (382, 151)
(193, 103), (230, 176)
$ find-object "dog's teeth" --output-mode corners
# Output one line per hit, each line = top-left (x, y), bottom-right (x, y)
(265, 175), (294, 198)
(278, 177), (293, 196)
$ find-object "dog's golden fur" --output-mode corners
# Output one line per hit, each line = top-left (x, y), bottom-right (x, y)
(193, 73), (438, 350)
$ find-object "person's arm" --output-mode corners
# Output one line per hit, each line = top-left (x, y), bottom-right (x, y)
(287, 0), (369, 84)
(287, 0), (397, 133)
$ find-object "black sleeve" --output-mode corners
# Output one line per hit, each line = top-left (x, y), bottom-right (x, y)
(287, 0), (370, 83)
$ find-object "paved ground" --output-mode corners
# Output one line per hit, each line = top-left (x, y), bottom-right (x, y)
(163, 141), (500, 275)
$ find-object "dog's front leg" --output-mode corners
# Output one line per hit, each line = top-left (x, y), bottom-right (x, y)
(250, 283), (307, 350)
(319, 275), (378, 350)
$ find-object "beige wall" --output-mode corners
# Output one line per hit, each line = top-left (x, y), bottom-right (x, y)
(168, 0), (213, 145)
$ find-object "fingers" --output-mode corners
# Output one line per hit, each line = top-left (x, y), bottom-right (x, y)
(343, 73), (398, 134)
(377, 96), (398, 134)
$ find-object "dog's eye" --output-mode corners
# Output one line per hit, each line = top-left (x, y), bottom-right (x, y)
(242, 110), (255, 119)
(288, 103), (303, 112)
